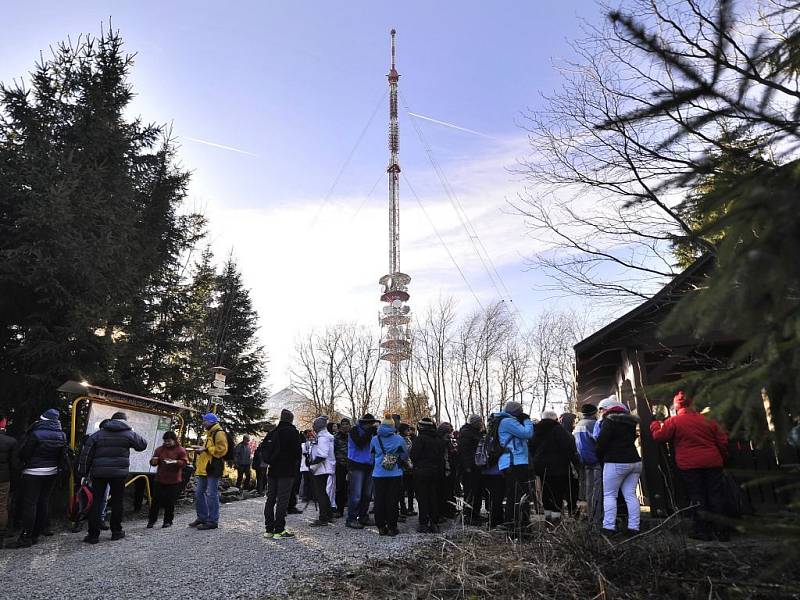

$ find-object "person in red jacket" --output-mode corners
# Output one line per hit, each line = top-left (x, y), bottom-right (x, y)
(147, 431), (188, 528)
(651, 391), (729, 541)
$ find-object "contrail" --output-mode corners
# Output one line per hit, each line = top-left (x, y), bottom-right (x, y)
(182, 136), (261, 158)
(407, 112), (493, 139)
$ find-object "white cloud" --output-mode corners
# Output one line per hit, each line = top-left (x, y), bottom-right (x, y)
(197, 134), (546, 392)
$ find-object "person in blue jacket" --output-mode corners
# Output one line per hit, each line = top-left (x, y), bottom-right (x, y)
(574, 403), (602, 526)
(496, 400), (534, 531)
(370, 418), (408, 536)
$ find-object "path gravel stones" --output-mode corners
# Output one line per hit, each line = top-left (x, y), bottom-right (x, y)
(0, 497), (443, 599)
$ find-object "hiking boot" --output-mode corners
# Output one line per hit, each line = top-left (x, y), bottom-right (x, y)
(7, 534), (32, 548)
(187, 519), (203, 528)
(197, 523), (218, 530)
(388, 527), (399, 537)
(100, 521), (110, 531)
(378, 526), (389, 536)
(358, 517), (374, 527)
(309, 520), (329, 527)
(273, 530), (296, 540)
(82, 535), (99, 545)
(111, 531), (126, 541)
(287, 507), (303, 515)
(162, 522), (172, 528)
(146, 521), (156, 529)
(345, 520), (364, 530)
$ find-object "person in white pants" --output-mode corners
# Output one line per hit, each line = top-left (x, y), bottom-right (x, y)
(595, 404), (641, 534)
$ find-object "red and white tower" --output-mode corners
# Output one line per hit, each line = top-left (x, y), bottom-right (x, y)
(379, 29), (411, 412)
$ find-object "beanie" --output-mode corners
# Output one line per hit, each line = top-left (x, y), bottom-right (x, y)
(504, 400), (523, 416)
(380, 417), (395, 429)
(673, 390), (692, 410)
(280, 409), (294, 423)
(359, 413), (380, 425)
(540, 410), (558, 421)
(201, 412), (219, 424)
(313, 415), (329, 432)
(111, 411), (128, 421)
(468, 414), (482, 427)
(417, 417), (436, 431)
(580, 403), (598, 416)
(597, 396), (619, 411)
(41, 408), (60, 421)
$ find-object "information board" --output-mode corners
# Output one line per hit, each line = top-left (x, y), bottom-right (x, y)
(86, 402), (173, 474)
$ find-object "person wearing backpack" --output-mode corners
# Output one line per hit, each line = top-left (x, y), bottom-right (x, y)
(234, 435), (252, 491)
(263, 409), (302, 540)
(410, 417), (446, 533)
(8, 409), (67, 548)
(189, 412), (229, 531)
(496, 401), (534, 532)
(370, 418), (409, 536)
(253, 423), (274, 496)
(457, 415), (484, 526)
(574, 403), (602, 526)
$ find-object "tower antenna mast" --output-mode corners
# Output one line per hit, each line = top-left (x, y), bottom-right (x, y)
(379, 28), (411, 414)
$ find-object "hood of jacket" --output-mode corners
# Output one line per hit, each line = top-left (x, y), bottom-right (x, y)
(534, 419), (559, 436)
(377, 424), (396, 438)
(605, 412), (640, 427)
(32, 418), (63, 433)
(101, 419), (132, 432)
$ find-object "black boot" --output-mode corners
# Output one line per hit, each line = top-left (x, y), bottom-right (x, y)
(7, 532), (32, 548)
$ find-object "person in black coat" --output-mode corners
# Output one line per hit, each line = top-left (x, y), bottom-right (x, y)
(410, 418), (446, 533)
(11, 409), (67, 548)
(0, 416), (18, 547)
(263, 409), (302, 539)
(530, 411), (580, 521)
(78, 412), (147, 544)
(457, 416), (484, 525)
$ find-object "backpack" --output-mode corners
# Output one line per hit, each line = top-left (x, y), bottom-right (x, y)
(215, 429), (236, 462)
(479, 414), (510, 467)
(68, 483), (94, 523)
(377, 436), (398, 471)
(258, 429), (282, 467)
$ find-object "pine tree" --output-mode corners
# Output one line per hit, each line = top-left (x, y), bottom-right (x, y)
(207, 258), (268, 434)
(0, 29), (194, 426)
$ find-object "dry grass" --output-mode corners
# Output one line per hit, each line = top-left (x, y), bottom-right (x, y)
(283, 519), (800, 600)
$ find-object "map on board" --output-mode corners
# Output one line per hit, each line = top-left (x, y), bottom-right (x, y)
(86, 402), (173, 474)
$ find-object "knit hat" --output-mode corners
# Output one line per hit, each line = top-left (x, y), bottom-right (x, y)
(597, 396), (618, 411)
(111, 411), (128, 421)
(468, 414), (482, 427)
(504, 400), (523, 416)
(201, 412), (219, 424)
(673, 390), (691, 410)
(580, 403), (598, 416)
(359, 413), (380, 425)
(417, 417), (436, 431)
(313, 415), (329, 432)
(380, 417), (395, 429)
(41, 408), (60, 421)
(540, 410), (558, 421)
(280, 409), (294, 423)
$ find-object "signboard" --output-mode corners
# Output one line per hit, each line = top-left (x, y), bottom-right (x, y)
(85, 402), (173, 474)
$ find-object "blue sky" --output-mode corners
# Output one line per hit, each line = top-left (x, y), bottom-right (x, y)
(2, 1), (611, 389)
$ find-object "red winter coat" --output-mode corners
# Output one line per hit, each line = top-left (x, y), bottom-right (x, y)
(650, 409), (728, 470)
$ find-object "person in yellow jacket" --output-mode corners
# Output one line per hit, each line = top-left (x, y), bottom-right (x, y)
(189, 413), (228, 530)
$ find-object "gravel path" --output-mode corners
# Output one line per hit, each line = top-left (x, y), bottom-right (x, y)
(0, 497), (441, 599)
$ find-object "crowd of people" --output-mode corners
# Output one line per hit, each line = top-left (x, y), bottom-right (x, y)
(0, 389), (732, 549)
